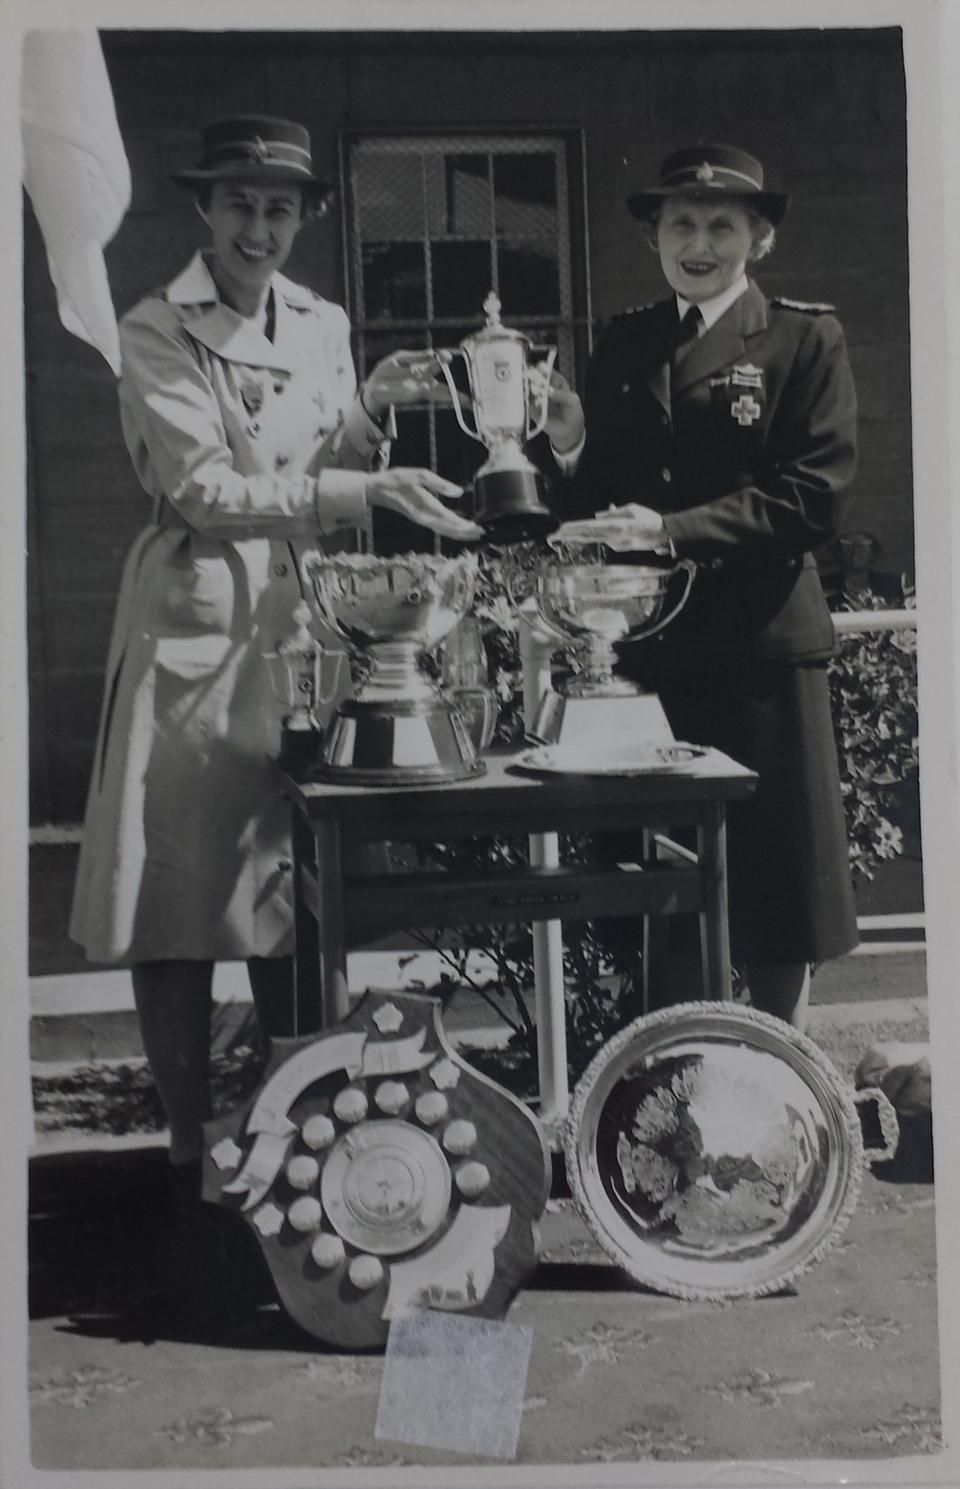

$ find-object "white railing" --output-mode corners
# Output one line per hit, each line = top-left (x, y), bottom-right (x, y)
(832, 606), (916, 634)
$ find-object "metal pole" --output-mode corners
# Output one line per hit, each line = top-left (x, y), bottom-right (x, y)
(519, 604), (570, 1128)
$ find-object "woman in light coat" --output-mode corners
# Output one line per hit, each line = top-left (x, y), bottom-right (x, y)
(70, 116), (481, 1180)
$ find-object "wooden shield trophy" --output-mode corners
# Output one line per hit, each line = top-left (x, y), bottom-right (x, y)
(202, 990), (551, 1348)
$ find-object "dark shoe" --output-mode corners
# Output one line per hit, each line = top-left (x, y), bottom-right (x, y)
(164, 1162), (276, 1333)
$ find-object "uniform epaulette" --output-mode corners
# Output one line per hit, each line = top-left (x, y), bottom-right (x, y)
(771, 296), (835, 314)
(614, 301), (658, 319)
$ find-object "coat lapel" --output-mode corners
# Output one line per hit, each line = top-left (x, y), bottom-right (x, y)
(168, 252), (309, 373)
(671, 280), (768, 397)
(184, 304), (299, 372)
(628, 300), (677, 415)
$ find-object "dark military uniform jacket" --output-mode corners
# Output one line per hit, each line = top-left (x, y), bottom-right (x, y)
(561, 278), (858, 671)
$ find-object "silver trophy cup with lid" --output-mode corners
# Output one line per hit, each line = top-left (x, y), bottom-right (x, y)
(437, 292), (558, 543)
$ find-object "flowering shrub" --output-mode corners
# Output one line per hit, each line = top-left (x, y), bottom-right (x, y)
(469, 544), (542, 745)
(827, 586), (919, 881)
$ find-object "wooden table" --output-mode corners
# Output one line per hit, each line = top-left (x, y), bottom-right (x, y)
(282, 750), (757, 1037)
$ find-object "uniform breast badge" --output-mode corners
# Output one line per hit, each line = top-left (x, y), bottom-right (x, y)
(240, 375), (267, 439)
(240, 375), (266, 417)
(728, 364), (763, 425)
(730, 393), (762, 426)
(730, 363), (763, 389)
(202, 990), (550, 1347)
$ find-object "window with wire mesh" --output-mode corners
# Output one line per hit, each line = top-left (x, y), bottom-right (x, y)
(342, 132), (587, 546)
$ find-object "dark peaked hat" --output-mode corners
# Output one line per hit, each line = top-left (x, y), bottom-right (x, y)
(170, 115), (334, 196)
(627, 143), (789, 226)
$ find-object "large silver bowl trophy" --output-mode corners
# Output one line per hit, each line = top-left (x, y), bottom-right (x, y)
(518, 527), (696, 755)
(303, 290), (560, 787)
(233, 297), (891, 1348)
(306, 550), (482, 785)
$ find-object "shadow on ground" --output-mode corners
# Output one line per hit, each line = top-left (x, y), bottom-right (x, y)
(30, 1106), (934, 1356)
(29, 1147), (328, 1353)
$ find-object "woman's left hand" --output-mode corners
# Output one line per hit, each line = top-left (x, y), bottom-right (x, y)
(528, 368), (585, 453)
(553, 503), (668, 551)
(361, 351), (452, 419)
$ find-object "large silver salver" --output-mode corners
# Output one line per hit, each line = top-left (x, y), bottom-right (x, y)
(516, 531), (696, 752)
(437, 291), (558, 542)
(565, 1002), (895, 1300)
(306, 551), (484, 785)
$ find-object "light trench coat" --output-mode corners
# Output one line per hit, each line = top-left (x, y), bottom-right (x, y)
(70, 251), (388, 965)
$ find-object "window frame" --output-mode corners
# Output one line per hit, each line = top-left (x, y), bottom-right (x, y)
(338, 124), (593, 394)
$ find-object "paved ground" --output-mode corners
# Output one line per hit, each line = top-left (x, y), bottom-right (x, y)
(23, 844), (939, 1476)
(24, 993), (941, 1477)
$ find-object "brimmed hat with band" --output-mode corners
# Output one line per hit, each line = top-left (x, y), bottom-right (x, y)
(169, 115), (334, 199)
(627, 143), (789, 227)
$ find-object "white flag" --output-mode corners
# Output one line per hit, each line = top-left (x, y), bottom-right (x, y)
(21, 31), (131, 376)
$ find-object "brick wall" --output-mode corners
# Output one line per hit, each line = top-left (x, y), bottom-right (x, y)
(24, 27), (909, 824)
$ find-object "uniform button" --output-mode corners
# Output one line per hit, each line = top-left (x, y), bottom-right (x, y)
(273, 381), (285, 394)
(661, 467), (672, 483)
(710, 558), (724, 571)
(273, 561), (289, 577)
(621, 381), (631, 394)
(275, 453), (290, 470)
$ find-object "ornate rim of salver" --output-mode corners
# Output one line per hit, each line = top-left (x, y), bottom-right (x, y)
(564, 1002), (865, 1301)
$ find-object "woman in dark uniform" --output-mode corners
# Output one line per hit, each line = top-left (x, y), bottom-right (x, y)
(544, 143), (858, 1029)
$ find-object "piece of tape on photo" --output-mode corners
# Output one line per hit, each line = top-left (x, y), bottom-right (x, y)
(375, 1312), (534, 1461)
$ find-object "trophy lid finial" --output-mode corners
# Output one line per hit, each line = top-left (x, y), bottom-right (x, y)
(482, 290), (502, 326)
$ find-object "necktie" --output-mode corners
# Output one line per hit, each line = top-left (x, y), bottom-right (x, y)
(670, 304), (703, 367)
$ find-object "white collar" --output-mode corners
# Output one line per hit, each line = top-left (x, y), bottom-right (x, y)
(676, 273), (750, 332)
(165, 250), (316, 310)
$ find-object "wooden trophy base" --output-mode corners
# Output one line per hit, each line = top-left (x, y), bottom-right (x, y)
(203, 991), (551, 1348)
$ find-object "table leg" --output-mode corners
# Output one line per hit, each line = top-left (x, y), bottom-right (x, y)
(698, 801), (733, 1000)
(292, 811), (322, 1035)
(640, 828), (655, 1015)
(315, 817), (350, 1026)
(530, 831), (569, 1126)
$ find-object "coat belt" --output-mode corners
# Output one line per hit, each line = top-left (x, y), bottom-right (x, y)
(155, 497), (193, 531)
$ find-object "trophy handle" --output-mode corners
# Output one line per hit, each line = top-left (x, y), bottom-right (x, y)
(525, 346), (558, 442)
(623, 558), (697, 643)
(437, 350), (483, 444)
(316, 648), (349, 706)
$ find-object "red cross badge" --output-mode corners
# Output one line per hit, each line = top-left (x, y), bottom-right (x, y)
(730, 394), (762, 426)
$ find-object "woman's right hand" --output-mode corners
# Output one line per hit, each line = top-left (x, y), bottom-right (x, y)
(361, 351), (451, 419)
(367, 468), (483, 541)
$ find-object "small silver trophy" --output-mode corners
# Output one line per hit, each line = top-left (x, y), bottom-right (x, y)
(438, 292), (558, 543)
(267, 600), (346, 772)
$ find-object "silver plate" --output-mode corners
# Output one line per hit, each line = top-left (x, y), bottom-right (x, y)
(565, 1003), (863, 1299)
(516, 742), (710, 776)
(321, 1120), (452, 1255)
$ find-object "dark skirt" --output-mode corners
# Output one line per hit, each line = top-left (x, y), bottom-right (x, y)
(650, 657), (858, 965)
